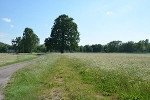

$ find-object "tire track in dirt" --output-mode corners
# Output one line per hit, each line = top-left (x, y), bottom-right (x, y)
(0, 55), (46, 100)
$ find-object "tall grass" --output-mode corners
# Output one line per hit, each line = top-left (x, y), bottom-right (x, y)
(64, 53), (150, 99)
(3, 53), (150, 100)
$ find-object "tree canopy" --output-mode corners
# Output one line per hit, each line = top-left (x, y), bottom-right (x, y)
(45, 14), (80, 53)
(79, 39), (150, 53)
(12, 27), (39, 53)
(0, 42), (11, 53)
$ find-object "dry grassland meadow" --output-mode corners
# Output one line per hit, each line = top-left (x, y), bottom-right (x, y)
(3, 53), (150, 100)
(0, 53), (38, 67)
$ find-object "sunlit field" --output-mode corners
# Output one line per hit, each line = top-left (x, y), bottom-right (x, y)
(65, 53), (150, 81)
(0, 53), (38, 67)
(64, 53), (150, 99)
(4, 53), (150, 100)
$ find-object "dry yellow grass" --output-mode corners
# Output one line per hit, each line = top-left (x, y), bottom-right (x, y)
(0, 53), (37, 66)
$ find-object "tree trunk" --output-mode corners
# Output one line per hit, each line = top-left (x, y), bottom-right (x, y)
(61, 32), (64, 54)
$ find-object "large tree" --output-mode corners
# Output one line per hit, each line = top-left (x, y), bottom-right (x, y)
(22, 28), (39, 53)
(49, 14), (80, 53)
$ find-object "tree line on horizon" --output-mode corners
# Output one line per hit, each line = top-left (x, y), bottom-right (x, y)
(1, 14), (150, 53)
(79, 39), (150, 53)
(0, 39), (150, 53)
(0, 42), (12, 53)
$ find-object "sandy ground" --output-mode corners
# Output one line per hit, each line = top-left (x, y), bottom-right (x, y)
(0, 55), (46, 100)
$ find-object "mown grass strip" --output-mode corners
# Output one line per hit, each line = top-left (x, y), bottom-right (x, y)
(38, 55), (110, 100)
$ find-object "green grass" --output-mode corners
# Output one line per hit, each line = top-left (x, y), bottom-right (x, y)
(3, 53), (150, 100)
(65, 53), (150, 100)
(3, 53), (60, 100)
(0, 53), (39, 67)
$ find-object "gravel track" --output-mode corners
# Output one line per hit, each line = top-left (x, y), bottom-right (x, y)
(0, 55), (46, 100)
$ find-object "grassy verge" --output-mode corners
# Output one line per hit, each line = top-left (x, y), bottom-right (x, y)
(3, 53), (150, 100)
(3, 53), (60, 100)
(0, 53), (39, 67)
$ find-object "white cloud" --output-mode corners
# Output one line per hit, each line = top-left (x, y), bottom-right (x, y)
(106, 12), (113, 15)
(10, 25), (14, 28)
(2, 18), (11, 23)
(0, 33), (7, 38)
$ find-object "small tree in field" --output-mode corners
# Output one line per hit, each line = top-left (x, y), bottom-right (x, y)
(46, 14), (80, 53)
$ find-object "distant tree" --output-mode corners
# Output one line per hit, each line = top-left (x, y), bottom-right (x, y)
(0, 42), (10, 53)
(84, 45), (93, 52)
(12, 37), (22, 53)
(83, 46), (87, 52)
(103, 45), (108, 53)
(35, 45), (46, 53)
(144, 39), (149, 52)
(137, 40), (146, 52)
(22, 28), (39, 53)
(50, 14), (80, 53)
(44, 37), (53, 52)
(91, 44), (103, 52)
(0, 46), (8, 53)
(121, 41), (135, 52)
(79, 46), (84, 52)
(107, 41), (122, 52)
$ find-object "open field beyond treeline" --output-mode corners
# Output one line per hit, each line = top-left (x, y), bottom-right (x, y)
(0, 53), (38, 67)
(2, 53), (150, 100)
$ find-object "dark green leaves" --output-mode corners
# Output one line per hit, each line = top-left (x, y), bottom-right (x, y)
(45, 14), (80, 53)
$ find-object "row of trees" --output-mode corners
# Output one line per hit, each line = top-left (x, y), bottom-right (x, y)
(0, 42), (12, 53)
(9, 14), (150, 54)
(11, 14), (80, 53)
(12, 28), (39, 53)
(79, 39), (150, 53)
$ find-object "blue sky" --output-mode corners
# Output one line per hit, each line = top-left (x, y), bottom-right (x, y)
(0, 0), (150, 45)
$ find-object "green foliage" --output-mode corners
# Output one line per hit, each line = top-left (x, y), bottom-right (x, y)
(12, 37), (22, 53)
(22, 28), (39, 53)
(107, 40), (122, 52)
(11, 27), (40, 53)
(44, 37), (52, 52)
(0, 42), (10, 53)
(45, 14), (80, 53)
(91, 44), (103, 52)
(80, 39), (150, 53)
(84, 45), (93, 52)
(34, 45), (47, 53)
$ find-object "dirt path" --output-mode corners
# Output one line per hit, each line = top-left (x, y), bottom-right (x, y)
(0, 55), (46, 100)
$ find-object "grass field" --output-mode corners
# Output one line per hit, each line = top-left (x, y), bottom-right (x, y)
(3, 53), (150, 100)
(0, 53), (38, 67)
